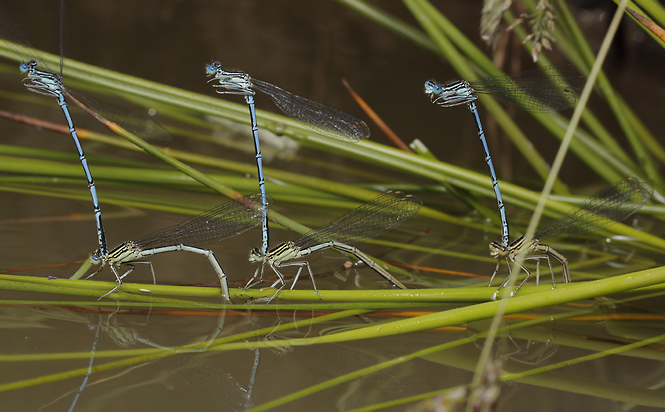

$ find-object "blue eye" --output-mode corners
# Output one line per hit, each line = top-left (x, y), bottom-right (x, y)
(205, 63), (219, 76)
(424, 80), (443, 94)
(19, 62), (29, 73)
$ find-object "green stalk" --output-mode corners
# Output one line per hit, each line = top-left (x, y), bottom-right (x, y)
(553, 0), (665, 189)
(503, 13), (645, 180)
(335, 0), (439, 54)
(404, 0), (567, 193)
(165, 267), (665, 355)
(3, 266), (664, 395)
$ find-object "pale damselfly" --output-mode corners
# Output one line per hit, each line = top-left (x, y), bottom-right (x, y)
(489, 177), (653, 298)
(205, 61), (371, 257)
(247, 190), (421, 301)
(425, 64), (584, 249)
(88, 193), (269, 300)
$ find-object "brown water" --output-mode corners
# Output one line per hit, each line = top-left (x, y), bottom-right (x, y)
(2, 1), (665, 411)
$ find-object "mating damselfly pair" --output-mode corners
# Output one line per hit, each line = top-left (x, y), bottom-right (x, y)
(425, 65), (653, 295)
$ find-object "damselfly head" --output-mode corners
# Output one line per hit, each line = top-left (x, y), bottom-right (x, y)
(19, 59), (37, 73)
(205, 62), (222, 77)
(90, 249), (102, 265)
(424, 79), (443, 96)
(488, 240), (506, 258)
(248, 247), (264, 263)
(425, 79), (476, 107)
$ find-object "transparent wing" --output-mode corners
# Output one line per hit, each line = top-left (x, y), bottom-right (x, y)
(252, 78), (370, 142)
(137, 193), (270, 249)
(470, 64), (584, 112)
(535, 177), (653, 240)
(293, 190), (422, 249)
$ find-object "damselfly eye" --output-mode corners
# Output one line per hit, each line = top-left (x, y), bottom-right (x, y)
(90, 251), (102, 265)
(248, 248), (262, 262)
(205, 63), (219, 76)
(424, 80), (443, 94)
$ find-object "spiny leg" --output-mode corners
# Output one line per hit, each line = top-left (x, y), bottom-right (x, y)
(266, 265), (289, 303)
(492, 258), (515, 300)
(523, 254), (549, 287)
(509, 263), (533, 297)
(85, 264), (105, 280)
(118, 262), (151, 281)
(98, 265), (125, 299)
(546, 248), (571, 284)
(275, 261), (321, 299)
(489, 259), (503, 286)
(536, 254), (556, 289)
(243, 264), (265, 293)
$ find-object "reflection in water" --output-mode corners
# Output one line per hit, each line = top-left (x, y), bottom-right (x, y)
(245, 347), (260, 410)
(67, 317), (103, 412)
(31, 306), (228, 410)
(469, 321), (560, 367)
(164, 353), (252, 412)
(261, 319), (405, 410)
(501, 333), (559, 365)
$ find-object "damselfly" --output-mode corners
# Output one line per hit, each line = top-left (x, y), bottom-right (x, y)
(89, 193), (269, 300)
(425, 64), (584, 248)
(489, 177), (652, 298)
(247, 190), (421, 301)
